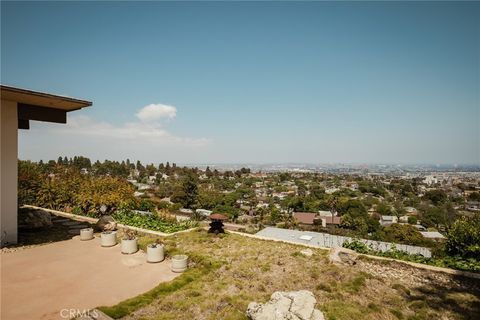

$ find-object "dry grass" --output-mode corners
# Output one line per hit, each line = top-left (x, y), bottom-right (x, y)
(101, 229), (480, 320)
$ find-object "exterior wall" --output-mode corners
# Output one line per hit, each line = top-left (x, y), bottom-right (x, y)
(1, 99), (18, 246)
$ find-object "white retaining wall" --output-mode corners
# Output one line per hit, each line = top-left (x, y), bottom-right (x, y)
(256, 227), (432, 258)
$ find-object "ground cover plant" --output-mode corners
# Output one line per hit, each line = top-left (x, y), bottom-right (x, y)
(112, 209), (197, 233)
(343, 236), (480, 273)
(98, 229), (480, 320)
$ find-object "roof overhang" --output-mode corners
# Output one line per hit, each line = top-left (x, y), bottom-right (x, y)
(0, 85), (92, 130)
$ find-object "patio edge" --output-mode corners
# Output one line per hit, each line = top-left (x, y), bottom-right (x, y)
(21, 205), (198, 237)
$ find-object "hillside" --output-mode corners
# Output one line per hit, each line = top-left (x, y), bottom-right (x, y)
(99, 229), (480, 320)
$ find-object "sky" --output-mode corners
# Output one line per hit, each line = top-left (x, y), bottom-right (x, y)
(2, 1), (479, 165)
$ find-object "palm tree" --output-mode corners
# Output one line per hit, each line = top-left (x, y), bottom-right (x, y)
(328, 196), (338, 222)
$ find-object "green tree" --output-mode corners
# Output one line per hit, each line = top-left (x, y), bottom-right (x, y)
(423, 189), (447, 205)
(446, 213), (480, 259)
(468, 192), (480, 202)
(18, 160), (42, 205)
(310, 184), (325, 200)
(376, 202), (393, 216)
(337, 199), (367, 217)
(171, 173), (198, 208)
(383, 223), (431, 246)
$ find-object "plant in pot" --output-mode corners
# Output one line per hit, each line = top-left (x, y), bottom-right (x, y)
(101, 230), (117, 247)
(121, 230), (138, 254)
(147, 239), (165, 263)
(80, 227), (94, 241)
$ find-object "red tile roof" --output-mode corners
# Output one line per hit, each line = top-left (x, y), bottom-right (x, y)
(292, 212), (316, 225)
(293, 212), (341, 225)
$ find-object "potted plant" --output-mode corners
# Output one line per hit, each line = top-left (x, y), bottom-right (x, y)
(171, 254), (188, 273)
(121, 230), (138, 254)
(147, 240), (165, 263)
(101, 230), (117, 247)
(80, 227), (94, 241)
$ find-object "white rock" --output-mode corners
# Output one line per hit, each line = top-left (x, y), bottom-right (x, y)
(246, 290), (324, 320)
(285, 290), (316, 319)
(329, 247), (358, 265)
(312, 309), (325, 320)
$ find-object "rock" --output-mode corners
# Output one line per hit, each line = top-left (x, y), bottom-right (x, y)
(95, 215), (117, 231)
(18, 208), (52, 229)
(329, 247), (358, 265)
(312, 309), (325, 320)
(300, 249), (314, 257)
(246, 290), (324, 320)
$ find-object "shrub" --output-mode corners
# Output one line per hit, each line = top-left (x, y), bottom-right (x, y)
(343, 239), (480, 273)
(446, 213), (480, 260)
(383, 223), (433, 247)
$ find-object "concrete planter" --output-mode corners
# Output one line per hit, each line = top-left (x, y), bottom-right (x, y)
(147, 244), (165, 263)
(171, 254), (188, 273)
(121, 238), (138, 254)
(101, 231), (117, 247)
(80, 228), (94, 241)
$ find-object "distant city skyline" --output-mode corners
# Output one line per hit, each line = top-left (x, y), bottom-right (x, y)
(2, 1), (479, 165)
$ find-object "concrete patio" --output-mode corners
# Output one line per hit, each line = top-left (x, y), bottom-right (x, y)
(1, 236), (179, 320)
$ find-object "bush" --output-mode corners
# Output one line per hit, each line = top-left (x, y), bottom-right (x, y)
(446, 213), (480, 260)
(382, 223), (433, 247)
(343, 238), (480, 273)
(342, 239), (370, 254)
(407, 216), (417, 225)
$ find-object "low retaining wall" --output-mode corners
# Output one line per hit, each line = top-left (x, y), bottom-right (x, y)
(22, 205), (198, 237)
(256, 227), (432, 257)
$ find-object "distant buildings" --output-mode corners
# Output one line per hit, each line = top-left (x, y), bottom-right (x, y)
(420, 231), (445, 241)
(196, 209), (213, 217)
(380, 215), (398, 227)
(423, 175), (438, 186)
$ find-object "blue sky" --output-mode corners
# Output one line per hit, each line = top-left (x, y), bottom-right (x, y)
(2, 1), (479, 165)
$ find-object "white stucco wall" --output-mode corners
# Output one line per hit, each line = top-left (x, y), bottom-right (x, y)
(1, 99), (18, 246)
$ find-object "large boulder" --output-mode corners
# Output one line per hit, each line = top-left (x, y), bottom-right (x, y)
(95, 215), (117, 231)
(18, 208), (52, 229)
(246, 290), (324, 320)
(329, 247), (358, 265)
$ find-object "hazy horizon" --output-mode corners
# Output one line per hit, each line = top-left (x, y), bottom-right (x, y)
(2, 2), (479, 165)
(18, 156), (480, 168)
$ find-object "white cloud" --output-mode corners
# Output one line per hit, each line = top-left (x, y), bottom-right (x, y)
(136, 103), (177, 122)
(31, 103), (209, 147)
(56, 115), (209, 146)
